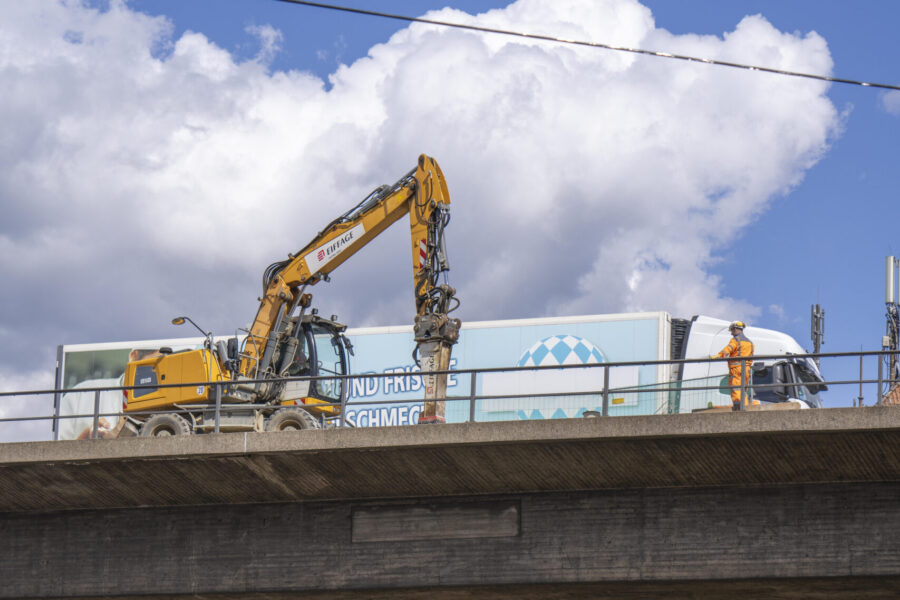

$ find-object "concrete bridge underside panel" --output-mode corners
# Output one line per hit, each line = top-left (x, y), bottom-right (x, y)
(4, 409), (900, 514)
(4, 482), (900, 599)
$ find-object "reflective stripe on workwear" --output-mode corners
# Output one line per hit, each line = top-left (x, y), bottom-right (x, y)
(719, 332), (754, 370)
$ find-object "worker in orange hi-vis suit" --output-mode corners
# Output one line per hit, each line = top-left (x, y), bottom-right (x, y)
(713, 321), (755, 411)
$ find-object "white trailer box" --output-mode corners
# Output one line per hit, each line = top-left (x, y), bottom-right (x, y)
(344, 312), (671, 426)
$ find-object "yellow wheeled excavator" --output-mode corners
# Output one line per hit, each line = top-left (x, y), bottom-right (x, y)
(120, 154), (460, 436)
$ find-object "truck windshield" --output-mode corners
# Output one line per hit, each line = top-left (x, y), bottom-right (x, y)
(752, 366), (784, 404)
(751, 361), (824, 408)
(792, 361), (825, 408)
(312, 324), (344, 402)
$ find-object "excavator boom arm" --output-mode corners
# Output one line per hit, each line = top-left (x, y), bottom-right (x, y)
(240, 155), (459, 397)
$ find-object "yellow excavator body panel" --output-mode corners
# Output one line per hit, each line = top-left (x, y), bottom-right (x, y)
(281, 397), (340, 415)
(124, 349), (228, 413)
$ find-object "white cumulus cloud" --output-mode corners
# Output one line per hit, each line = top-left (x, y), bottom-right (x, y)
(0, 369), (56, 443)
(883, 90), (900, 116)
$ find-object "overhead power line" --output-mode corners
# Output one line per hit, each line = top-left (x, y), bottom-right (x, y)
(274, 0), (900, 92)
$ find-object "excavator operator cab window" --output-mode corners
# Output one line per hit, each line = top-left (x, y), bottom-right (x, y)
(309, 324), (347, 403)
(284, 335), (311, 377)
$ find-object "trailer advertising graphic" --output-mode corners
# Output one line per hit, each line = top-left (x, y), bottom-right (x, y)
(56, 313), (669, 436)
(345, 313), (667, 425)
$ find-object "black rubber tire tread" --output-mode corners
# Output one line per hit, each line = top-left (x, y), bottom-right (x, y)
(265, 407), (320, 432)
(139, 413), (192, 437)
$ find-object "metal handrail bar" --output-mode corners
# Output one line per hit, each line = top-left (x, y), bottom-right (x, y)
(6, 371), (890, 409)
(6, 348), (898, 400)
(9, 373), (894, 425)
(7, 382), (898, 414)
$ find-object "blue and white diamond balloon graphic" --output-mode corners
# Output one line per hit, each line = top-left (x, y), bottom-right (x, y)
(517, 334), (605, 367)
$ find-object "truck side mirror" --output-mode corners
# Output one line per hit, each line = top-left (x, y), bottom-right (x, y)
(771, 363), (789, 400)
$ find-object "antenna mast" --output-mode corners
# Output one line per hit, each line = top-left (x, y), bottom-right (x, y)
(810, 303), (825, 368)
(883, 256), (900, 404)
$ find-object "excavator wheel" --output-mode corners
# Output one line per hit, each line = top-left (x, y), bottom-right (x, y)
(139, 413), (192, 437)
(265, 407), (320, 432)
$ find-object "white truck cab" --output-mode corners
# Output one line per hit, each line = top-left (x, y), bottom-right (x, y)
(679, 316), (826, 410)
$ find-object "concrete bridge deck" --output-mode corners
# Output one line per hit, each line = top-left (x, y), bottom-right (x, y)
(3, 408), (900, 598)
(3, 407), (900, 512)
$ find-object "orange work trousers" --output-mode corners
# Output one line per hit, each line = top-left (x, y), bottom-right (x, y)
(728, 365), (751, 406)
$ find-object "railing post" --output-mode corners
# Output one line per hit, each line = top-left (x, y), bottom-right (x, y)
(740, 358), (747, 408)
(214, 383), (221, 434)
(858, 354), (864, 407)
(91, 390), (101, 439)
(878, 354), (884, 405)
(468, 371), (477, 423)
(893, 350), (900, 391)
(602, 365), (610, 417)
(53, 344), (64, 441)
(339, 376), (348, 429)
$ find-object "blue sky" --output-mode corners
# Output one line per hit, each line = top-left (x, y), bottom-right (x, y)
(0, 0), (898, 434)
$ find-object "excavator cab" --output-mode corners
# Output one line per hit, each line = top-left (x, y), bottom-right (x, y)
(267, 313), (351, 415)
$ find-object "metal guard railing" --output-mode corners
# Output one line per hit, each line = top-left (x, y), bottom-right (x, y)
(1, 350), (898, 440)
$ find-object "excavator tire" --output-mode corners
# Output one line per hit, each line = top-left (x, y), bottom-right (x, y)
(139, 413), (192, 437)
(265, 407), (320, 432)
